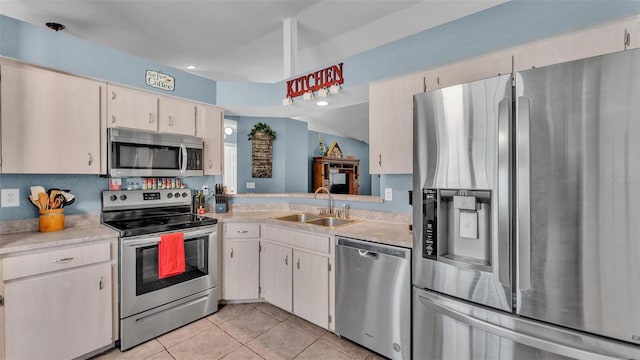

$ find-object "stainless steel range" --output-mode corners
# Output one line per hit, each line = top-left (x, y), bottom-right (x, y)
(102, 189), (218, 351)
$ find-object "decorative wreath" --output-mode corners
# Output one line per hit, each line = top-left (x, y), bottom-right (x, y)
(248, 122), (277, 141)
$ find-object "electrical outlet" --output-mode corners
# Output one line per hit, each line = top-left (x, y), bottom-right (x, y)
(1, 188), (20, 207)
(202, 185), (209, 196)
(384, 187), (393, 201)
(246, 182), (256, 189)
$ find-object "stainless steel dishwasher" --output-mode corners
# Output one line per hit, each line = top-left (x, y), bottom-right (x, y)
(335, 236), (411, 360)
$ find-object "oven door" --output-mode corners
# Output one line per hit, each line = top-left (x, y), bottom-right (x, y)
(120, 225), (217, 318)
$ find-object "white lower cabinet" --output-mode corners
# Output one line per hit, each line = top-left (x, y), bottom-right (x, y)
(293, 249), (329, 328)
(2, 241), (114, 360)
(261, 225), (332, 329)
(223, 240), (260, 300)
(260, 242), (293, 311)
(222, 223), (261, 301)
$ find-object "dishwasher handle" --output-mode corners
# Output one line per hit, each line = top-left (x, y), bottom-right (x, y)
(337, 236), (410, 260)
(358, 249), (379, 259)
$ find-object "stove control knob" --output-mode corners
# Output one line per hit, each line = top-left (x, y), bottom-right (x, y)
(110, 194), (117, 201)
(120, 194), (127, 201)
(182, 192), (188, 198)
(175, 192), (181, 198)
(167, 193), (173, 198)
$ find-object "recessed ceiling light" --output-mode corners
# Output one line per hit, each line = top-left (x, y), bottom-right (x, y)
(186, 65), (196, 70)
(316, 100), (329, 107)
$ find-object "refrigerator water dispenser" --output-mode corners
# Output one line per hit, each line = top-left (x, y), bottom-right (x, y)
(424, 189), (492, 272)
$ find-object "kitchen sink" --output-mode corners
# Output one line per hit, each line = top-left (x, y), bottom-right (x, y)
(305, 217), (354, 227)
(272, 213), (355, 228)
(273, 213), (321, 222)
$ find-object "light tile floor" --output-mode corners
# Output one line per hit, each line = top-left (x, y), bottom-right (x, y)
(92, 302), (386, 360)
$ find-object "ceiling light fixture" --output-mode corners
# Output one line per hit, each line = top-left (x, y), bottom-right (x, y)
(316, 100), (329, 107)
(224, 127), (233, 135)
(317, 87), (329, 98)
(45, 22), (65, 31)
(329, 83), (342, 94)
(282, 97), (293, 106)
(303, 91), (315, 101)
(186, 65), (196, 70)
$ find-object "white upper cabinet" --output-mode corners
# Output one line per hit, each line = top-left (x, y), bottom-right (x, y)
(0, 64), (105, 174)
(423, 50), (513, 91)
(513, 16), (639, 71)
(107, 84), (159, 132)
(368, 72), (424, 174)
(159, 95), (197, 136)
(196, 104), (224, 175)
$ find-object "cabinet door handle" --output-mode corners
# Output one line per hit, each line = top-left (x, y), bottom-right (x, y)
(297, 258), (301, 270)
(168, 115), (174, 126)
(52, 257), (74, 264)
(230, 248), (234, 258)
(209, 160), (213, 169)
(237, 230), (248, 234)
(378, 154), (382, 166)
(149, 113), (154, 124)
(99, 275), (104, 290)
(111, 91), (116, 100)
(285, 255), (288, 266)
(111, 115), (116, 124)
(88, 153), (93, 166)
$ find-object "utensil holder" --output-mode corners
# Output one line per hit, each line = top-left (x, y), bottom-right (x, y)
(39, 208), (64, 232)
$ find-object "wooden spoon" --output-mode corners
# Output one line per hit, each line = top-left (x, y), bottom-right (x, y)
(38, 192), (49, 210)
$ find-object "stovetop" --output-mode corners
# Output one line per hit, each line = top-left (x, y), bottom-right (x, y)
(101, 189), (217, 237)
(103, 213), (217, 237)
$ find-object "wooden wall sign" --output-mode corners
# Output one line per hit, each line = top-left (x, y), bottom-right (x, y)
(146, 70), (175, 91)
(251, 132), (273, 178)
(286, 63), (343, 98)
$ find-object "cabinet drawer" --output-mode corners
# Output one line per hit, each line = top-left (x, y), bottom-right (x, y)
(224, 223), (260, 239)
(3, 242), (111, 281)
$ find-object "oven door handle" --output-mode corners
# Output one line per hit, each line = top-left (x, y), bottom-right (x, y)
(123, 227), (217, 248)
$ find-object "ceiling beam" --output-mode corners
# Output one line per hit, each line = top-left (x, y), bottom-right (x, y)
(283, 17), (298, 79)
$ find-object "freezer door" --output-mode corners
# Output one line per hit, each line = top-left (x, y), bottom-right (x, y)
(413, 288), (640, 360)
(516, 48), (640, 345)
(413, 74), (512, 312)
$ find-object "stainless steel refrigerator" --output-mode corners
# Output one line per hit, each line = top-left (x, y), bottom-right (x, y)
(412, 48), (640, 359)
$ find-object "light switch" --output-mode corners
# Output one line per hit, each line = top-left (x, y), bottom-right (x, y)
(459, 211), (478, 239)
(384, 188), (393, 201)
(246, 182), (256, 189)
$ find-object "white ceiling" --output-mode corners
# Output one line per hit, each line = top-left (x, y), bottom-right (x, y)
(0, 0), (505, 142)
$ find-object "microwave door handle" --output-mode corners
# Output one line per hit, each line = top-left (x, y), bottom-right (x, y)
(180, 144), (187, 173)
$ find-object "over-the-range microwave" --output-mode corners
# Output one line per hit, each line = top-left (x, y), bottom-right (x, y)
(108, 128), (204, 178)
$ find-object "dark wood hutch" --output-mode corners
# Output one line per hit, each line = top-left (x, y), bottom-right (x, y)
(312, 156), (360, 195)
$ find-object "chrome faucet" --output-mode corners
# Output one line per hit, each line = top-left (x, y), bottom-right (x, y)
(314, 187), (332, 215)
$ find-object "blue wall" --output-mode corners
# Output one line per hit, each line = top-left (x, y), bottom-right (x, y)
(236, 117), (306, 193)
(308, 131), (371, 195)
(217, 1), (640, 108)
(0, 15), (221, 222)
(2, 1), (640, 220)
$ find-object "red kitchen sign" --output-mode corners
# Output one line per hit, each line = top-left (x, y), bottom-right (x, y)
(286, 63), (344, 98)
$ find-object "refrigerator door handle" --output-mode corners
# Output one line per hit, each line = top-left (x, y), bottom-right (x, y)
(497, 97), (511, 288)
(416, 292), (629, 360)
(517, 96), (532, 290)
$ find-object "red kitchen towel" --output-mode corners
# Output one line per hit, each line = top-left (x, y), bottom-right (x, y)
(158, 232), (185, 279)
